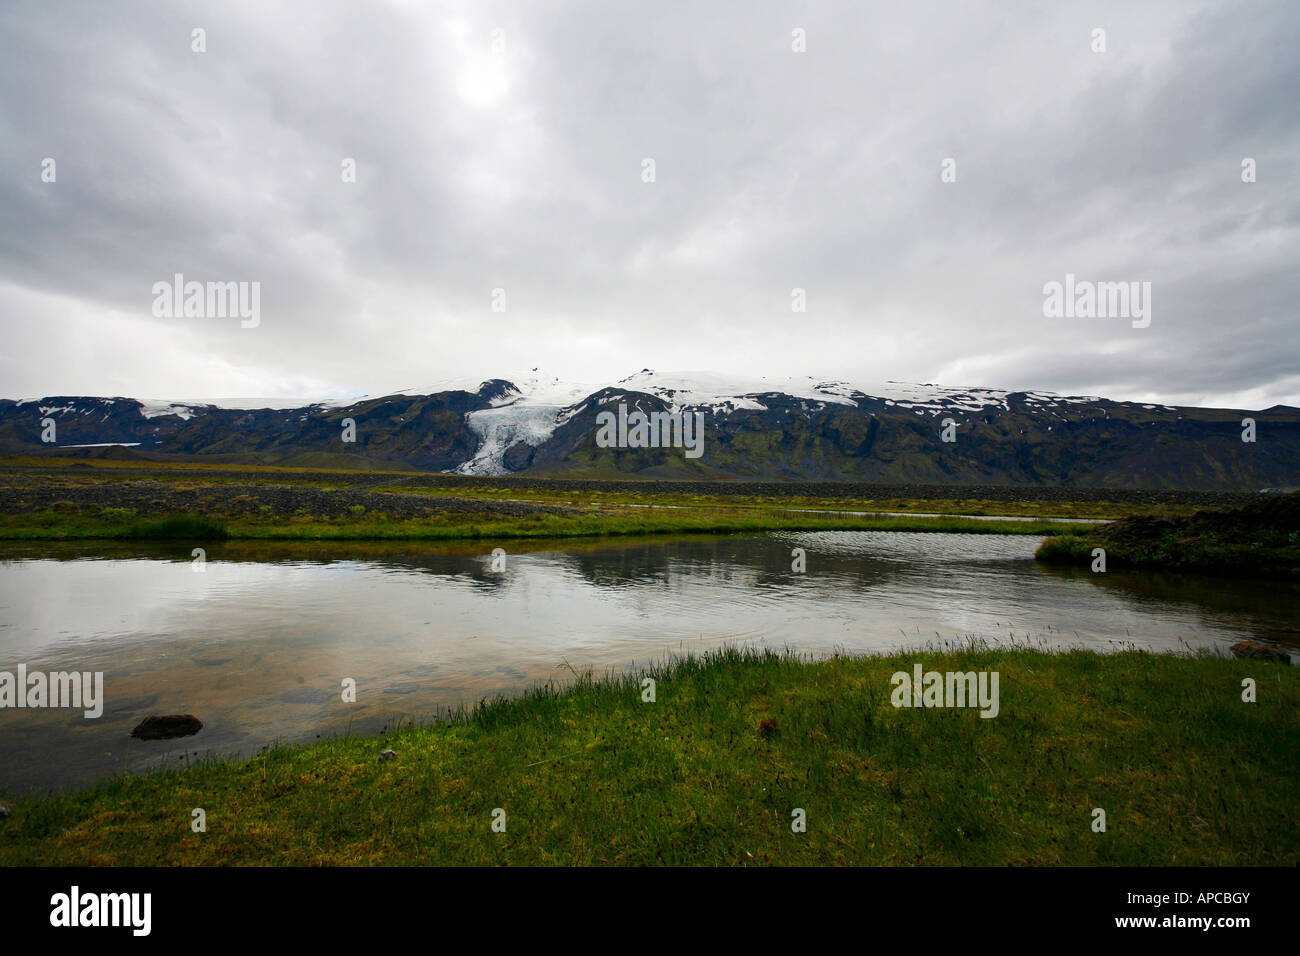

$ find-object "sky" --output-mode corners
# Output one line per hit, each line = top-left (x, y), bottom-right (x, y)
(0, 0), (1297, 409)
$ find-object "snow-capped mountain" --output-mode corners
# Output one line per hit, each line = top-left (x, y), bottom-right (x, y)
(351, 370), (1125, 476)
(1, 371), (1296, 489)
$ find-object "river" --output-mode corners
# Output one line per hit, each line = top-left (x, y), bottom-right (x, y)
(1, 531), (1295, 794)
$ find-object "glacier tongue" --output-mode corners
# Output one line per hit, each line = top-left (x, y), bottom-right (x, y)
(455, 403), (562, 475)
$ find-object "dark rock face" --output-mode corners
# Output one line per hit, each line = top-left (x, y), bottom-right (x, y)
(530, 388), (681, 475)
(538, 391), (1300, 488)
(130, 715), (204, 740)
(502, 441), (536, 471)
(476, 379), (521, 403)
(0, 397), (206, 448)
(158, 392), (485, 472)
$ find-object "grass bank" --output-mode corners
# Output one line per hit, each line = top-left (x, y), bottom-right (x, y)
(1036, 493), (1300, 577)
(0, 507), (1093, 542)
(370, 485), (1168, 520)
(1036, 534), (1300, 577)
(2, 647), (1295, 866)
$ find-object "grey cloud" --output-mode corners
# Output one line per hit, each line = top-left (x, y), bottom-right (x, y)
(0, 0), (1296, 407)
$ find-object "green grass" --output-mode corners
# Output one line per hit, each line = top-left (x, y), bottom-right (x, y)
(0, 455), (1207, 519)
(120, 512), (231, 540)
(0, 507), (1094, 542)
(1037, 532), (1300, 577)
(371, 484), (1176, 520)
(1, 646), (1294, 866)
(0, 510), (232, 540)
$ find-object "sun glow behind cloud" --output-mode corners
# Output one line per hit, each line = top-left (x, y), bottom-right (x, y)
(443, 17), (512, 110)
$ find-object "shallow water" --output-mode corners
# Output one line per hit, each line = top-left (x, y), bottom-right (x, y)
(0, 531), (1295, 794)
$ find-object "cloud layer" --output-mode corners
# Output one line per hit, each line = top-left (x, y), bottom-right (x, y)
(1, 0), (1297, 408)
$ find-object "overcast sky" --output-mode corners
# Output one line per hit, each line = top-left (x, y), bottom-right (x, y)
(1, 0), (1296, 408)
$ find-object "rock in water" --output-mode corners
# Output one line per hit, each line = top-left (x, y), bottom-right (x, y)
(130, 714), (204, 740)
(1229, 641), (1292, 664)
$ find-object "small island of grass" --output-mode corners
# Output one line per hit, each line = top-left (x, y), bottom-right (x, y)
(1036, 492), (1300, 577)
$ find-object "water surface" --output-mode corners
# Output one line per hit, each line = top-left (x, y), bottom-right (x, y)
(1, 532), (1294, 794)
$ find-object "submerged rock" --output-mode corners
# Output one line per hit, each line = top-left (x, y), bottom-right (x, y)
(130, 714), (204, 740)
(1230, 641), (1292, 664)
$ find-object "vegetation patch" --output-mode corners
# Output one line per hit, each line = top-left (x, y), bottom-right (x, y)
(1037, 492), (1300, 577)
(1, 647), (1294, 866)
(0, 507), (1090, 542)
(120, 512), (230, 540)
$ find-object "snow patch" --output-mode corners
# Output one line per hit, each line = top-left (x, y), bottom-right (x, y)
(138, 401), (196, 420)
(615, 370), (857, 412)
(60, 442), (142, 448)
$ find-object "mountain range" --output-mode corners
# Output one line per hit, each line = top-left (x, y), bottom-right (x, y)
(3, 370), (1297, 489)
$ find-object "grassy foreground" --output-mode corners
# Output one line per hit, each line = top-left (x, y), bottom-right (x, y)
(2, 647), (1295, 866)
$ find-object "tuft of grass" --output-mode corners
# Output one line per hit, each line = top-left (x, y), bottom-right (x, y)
(1035, 535), (1094, 563)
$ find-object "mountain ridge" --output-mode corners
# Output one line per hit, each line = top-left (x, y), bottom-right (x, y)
(2, 371), (1298, 490)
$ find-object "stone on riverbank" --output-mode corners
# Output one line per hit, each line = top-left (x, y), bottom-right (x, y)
(130, 714), (204, 740)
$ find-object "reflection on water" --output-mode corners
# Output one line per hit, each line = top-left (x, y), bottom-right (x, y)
(1, 532), (1295, 794)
